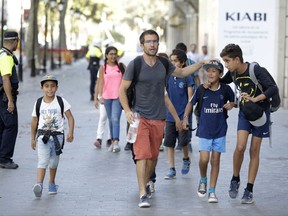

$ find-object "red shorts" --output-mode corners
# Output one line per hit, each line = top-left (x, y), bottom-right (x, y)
(133, 116), (165, 160)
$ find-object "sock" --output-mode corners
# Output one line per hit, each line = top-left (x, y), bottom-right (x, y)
(171, 167), (176, 171)
(183, 157), (190, 161)
(231, 175), (240, 182)
(200, 177), (207, 183)
(246, 183), (253, 193)
(209, 187), (215, 193)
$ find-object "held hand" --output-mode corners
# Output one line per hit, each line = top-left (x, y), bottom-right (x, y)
(240, 92), (256, 102)
(223, 102), (234, 110)
(182, 119), (189, 130)
(7, 100), (15, 113)
(125, 110), (134, 124)
(98, 97), (104, 104)
(66, 133), (74, 142)
(31, 140), (36, 150)
(94, 99), (99, 109)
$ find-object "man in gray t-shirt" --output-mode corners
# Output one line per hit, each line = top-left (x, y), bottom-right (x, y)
(119, 29), (207, 208)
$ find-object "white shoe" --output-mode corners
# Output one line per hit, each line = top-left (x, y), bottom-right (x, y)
(208, 192), (218, 203)
(113, 144), (121, 153)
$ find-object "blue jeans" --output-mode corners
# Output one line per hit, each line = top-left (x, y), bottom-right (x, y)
(104, 99), (122, 141)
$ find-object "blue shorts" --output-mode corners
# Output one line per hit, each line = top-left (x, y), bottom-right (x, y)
(199, 136), (226, 153)
(237, 109), (270, 138)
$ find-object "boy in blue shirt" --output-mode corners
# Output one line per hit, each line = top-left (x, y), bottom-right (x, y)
(183, 60), (235, 203)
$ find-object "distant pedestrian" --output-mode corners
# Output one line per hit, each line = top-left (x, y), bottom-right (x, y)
(220, 44), (279, 204)
(86, 40), (103, 101)
(183, 60), (235, 203)
(31, 75), (75, 198)
(119, 29), (208, 208)
(0, 31), (20, 169)
(97, 46), (126, 153)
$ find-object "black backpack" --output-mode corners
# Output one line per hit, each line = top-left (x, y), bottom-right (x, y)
(126, 56), (169, 108)
(36, 96), (64, 120)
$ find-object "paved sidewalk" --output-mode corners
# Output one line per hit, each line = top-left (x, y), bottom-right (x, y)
(0, 58), (287, 216)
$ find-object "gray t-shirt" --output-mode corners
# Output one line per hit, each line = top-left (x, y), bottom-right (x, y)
(123, 56), (175, 120)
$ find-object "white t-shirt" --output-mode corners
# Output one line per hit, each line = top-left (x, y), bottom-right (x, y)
(32, 96), (71, 132)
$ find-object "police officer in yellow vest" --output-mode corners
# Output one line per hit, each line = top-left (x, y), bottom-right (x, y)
(0, 31), (20, 169)
(86, 40), (103, 101)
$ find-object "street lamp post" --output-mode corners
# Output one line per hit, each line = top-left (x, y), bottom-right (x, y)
(42, 0), (49, 73)
(50, 0), (56, 70)
(30, 1), (37, 77)
(58, 0), (64, 68)
(18, 0), (23, 81)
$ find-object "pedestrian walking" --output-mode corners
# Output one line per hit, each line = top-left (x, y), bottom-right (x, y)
(119, 29), (208, 208)
(183, 60), (235, 203)
(0, 31), (20, 169)
(31, 75), (75, 198)
(163, 49), (194, 180)
(97, 46), (125, 153)
(220, 44), (279, 204)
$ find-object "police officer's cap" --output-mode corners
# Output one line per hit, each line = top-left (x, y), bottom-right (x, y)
(4, 31), (19, 40)
(41, 74), (58, 86)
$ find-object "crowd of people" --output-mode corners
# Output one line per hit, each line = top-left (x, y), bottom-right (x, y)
(0, 30), (279, 209)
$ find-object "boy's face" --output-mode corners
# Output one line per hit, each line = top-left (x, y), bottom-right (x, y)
(41, 81), (58, 97)
(170, 55), (184, 68)
(221, 56), (239, 72)
(205, 67), (223, 84)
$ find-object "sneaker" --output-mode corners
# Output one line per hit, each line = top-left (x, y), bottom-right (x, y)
(0, 161), (19, 169)
(124, 142), (132, 151)
(48, 183), (58, 195)
(106, 139), (112, 148)
(208, 192), (218, 203)
(32, 183), (43, 198)
(181, 159), (190, 175)
(197, 181), (207, 198)
(112, 144), (121, 153)
(94, 139), (102, 148)
(164, 168), (176, 180)
(107, 144), (114, 152)
(147, 180), (155, 193)
(175, 144), (182, 151)
(229, 180), (240, 199)
(159, 144), (164, 151)
(138, 195), (150, 208)
(241, 188), (254, 204)
(146, 184), (152, 198)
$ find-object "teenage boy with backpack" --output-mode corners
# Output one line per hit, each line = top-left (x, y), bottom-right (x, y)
(220, 44), (279, 204)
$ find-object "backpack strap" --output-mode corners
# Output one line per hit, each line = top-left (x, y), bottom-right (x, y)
(194, 84), (206, 124)
(220, 83), (229, 119)
(56, 96), (65, 118)
(36, 96), (44, 120)
(158, 56), (169, 75)
(249, 62), (263, 92)
(36, 96), (64, 120)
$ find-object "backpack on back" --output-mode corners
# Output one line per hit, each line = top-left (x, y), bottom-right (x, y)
(125, 56), (169, 108)
(248, 62), (281, 112)
(36, 96), (64, 120)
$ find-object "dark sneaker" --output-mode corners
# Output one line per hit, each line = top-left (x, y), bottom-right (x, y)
(147, 180), (155, 193)
(138, 195), (150, 208)
(0, 161), (19, 169)
(241, 188), (254, 204)
(197, 181), (207, 198)
(181, 159), (191, 175)
(208, 192), (218, 203)
(106, 139), (112, 148)
(164, 168), (176, 180)
(124, 142), (132, 151)
(94, 139), (102, 148)
(146, 184), (152, 198)
(48, 183), (58, 195)
(33, 183), (43, 198)
(229, 180), (240, 199)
